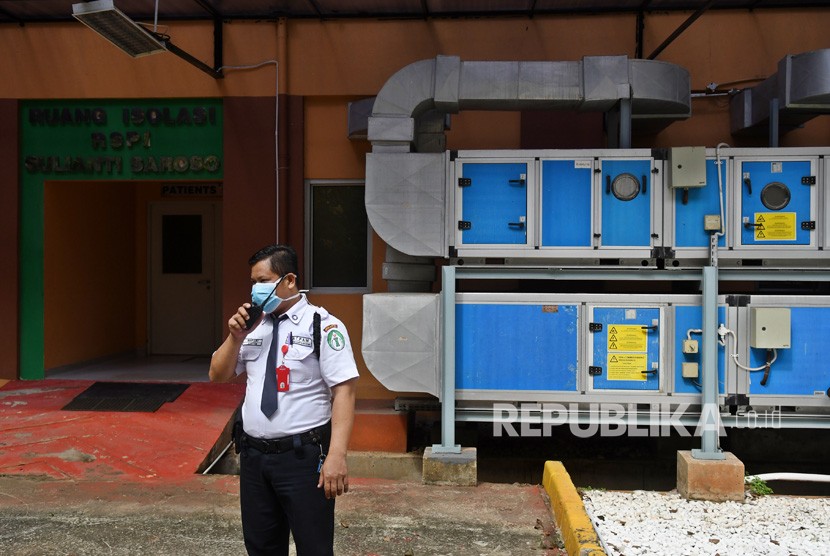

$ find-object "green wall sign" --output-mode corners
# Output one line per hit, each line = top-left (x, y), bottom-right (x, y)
(22, 99), (223, 179)
(19, 99), (223, 380)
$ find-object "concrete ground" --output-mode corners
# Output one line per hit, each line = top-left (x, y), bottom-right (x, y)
(0, 475), (563, 555)
(0, 380), (564, 555)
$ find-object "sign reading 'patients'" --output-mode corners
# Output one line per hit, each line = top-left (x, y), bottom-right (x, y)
(21, 99), (223, 179)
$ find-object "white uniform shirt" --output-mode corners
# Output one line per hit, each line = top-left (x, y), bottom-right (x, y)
(235, 294), (359, 438)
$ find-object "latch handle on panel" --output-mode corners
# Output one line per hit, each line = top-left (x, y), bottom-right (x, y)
(641, 362), (659, 375)
(508, 221), (526, 230)
(606, 175), (611, 195)
(743, 176), (752, 195)
(641, 175), (647, 195)
(508, 174), (526, 187)
(743, 217), (763, 230)
(641, 319), (659, 331)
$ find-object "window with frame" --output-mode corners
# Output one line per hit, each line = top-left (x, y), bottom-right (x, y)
(306, 180), (370, 291)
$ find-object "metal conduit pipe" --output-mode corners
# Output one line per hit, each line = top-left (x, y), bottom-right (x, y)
(730, 48), (830, 140)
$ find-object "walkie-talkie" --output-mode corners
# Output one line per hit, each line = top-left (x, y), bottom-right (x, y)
(243, 305), (264, 330)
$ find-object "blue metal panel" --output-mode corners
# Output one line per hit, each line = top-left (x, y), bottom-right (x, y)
(540, 160), (592, 247)
(740, 160), (812, 246)
(460, 162), (528, 245)
(675, 159), (727, 248)
(456, 303), (578, 391)
(748, 307), (830, 396)
(600, 159), (652, 247)
(673, 305), (727, 394)
(591, 307), (660, 391)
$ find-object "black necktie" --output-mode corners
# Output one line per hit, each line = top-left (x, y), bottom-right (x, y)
(261, 314), (287, 418)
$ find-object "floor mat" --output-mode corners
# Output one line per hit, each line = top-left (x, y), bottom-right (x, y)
(61, 382), (189, 412)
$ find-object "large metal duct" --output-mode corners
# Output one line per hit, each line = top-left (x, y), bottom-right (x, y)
(731, 48), (830, 137)
(365, 55), (691, 260)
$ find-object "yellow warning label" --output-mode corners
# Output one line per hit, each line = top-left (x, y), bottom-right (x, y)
(607, 325), (647, 352)
(607, 353), (648, 381)
(754, 212), (796, 241)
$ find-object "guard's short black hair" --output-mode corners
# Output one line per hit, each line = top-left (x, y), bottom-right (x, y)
(248, 244), (298, 278)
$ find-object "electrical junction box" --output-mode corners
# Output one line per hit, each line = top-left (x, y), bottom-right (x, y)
(669, 147), (707, 189)
(750, 308), (791, 349)
(682, 362), (699, 378)
(682, 339), (699, 354)
(704, 214), (721, 232)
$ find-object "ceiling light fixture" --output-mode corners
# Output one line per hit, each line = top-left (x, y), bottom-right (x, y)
(72, 0), (165, 58)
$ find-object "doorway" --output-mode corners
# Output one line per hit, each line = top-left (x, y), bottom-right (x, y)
(149, 202), (220, 355)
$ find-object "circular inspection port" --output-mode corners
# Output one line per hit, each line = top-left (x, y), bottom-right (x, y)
(611, 173), (640, 201)
(761, 181), (791, 210)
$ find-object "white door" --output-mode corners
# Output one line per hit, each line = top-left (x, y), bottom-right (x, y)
(149, 202), (218, 354)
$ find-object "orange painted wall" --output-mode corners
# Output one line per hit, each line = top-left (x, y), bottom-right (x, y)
(44, 182), (137, 369)
(7, 9), (830, 384)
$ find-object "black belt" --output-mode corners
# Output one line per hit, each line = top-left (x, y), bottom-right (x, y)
(242, 422), (330, 454)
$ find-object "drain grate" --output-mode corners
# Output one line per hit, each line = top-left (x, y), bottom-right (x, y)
(62, 382), (189, 412)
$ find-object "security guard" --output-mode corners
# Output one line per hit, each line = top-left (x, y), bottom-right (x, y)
(209, 244), (359, 556)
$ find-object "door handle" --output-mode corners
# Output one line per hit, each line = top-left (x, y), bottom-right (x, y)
(641, 369), (658, 375)
(507, 221), (525, 230)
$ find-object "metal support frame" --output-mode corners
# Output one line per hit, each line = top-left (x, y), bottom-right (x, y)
(619, 97), (632, 149)
(163, 38), (223, 78)
(433, 265), (461, 453)
(769, 97), (780, 147)
(431, 264), (830, 450)
(692, 264), (726, 460)
(160, 0), (224, 78)
(647, 0), (716, 60)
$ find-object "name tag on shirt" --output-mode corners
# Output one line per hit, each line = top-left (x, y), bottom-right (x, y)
(292, 335), (313, 348)
(243, 338), (263, 346)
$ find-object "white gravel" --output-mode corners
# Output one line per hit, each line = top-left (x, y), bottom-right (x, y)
(582, 490), (830, 556)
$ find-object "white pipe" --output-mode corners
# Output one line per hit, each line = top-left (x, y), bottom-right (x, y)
(746, 473), (830, 483)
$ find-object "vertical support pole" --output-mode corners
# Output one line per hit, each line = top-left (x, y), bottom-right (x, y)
(692, 265), (726, 460)
(433, 265), (461, 453)
(619, 97), (632, 149)
(769, 98), (779, 148)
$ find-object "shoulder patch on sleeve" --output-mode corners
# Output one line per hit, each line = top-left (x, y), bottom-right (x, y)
(326, 330), (346, 351)
(323, 323), (338, 332)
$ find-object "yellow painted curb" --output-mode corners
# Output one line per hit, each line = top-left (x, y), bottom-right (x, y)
(542, 461), (605, 556)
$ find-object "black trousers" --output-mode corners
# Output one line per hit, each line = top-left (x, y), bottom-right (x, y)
(240, 438), (335, 556)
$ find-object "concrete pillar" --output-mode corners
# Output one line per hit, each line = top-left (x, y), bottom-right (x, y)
(677, 450), (745, 502)
(422, 447), (477, 486)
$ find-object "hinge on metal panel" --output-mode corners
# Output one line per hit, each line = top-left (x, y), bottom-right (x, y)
(801, 221), (816, 230)
(651, 167), (659, 174)
(588, 366), (603, 376)
(725, 394), (750, 407)
(458, 221), (471, 230)
(725, 295), (750, 307)
(802, 176), (817, 185)
(651, 246), (675, 259)
(458, 177), (472, 187)
(589, 322), (602, 332)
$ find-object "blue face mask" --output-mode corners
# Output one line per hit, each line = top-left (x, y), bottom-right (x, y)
(251, 274), (299, 314)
